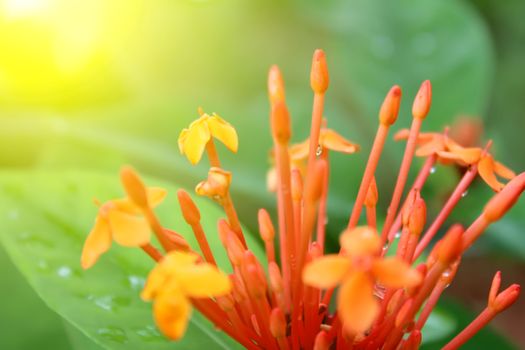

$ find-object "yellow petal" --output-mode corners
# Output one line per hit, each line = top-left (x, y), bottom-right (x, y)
(153, 292), (192, 340)
(321, 129), (360, 154)
(178, 264), (231, 298)
(147, 187), (167, 208)
(108, 209), (150, 247)
(340, 226), (381, 257)
(178, 128), (188, 154)
(182, 120), (211, 165)
(371, 257), (422, 288)
(80, 216), (112, 269)
(302, 255), (351, 289)
(163, 251), (200, 268)
(338, 272), (379, 334)
(478, 155), (504, 192)
(207, 114), (238, 153)
(142, 264), (171, 300)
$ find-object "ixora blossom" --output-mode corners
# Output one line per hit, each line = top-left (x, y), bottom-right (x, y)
(81, 49), (524, 349)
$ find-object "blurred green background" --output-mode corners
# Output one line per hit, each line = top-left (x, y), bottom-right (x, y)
(0, 0), (523, 349)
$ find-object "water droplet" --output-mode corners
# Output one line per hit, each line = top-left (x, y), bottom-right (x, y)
(97, 326), (128, 344)
(127, 275), (145, 291)
(8, 210), (19, 220)
(430, 167), (437, 174)
(135, 325), (164, 342)
(394, 232), (401, 239)
(36, 260), (50, 273)
(87, 295), (131, 312)
(461, 190), (468, 198)
(57, 266), (72, 278)
(316, 145), (323, 156)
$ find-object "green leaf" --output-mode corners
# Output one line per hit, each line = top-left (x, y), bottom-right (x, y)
(0, 170), (263, 349)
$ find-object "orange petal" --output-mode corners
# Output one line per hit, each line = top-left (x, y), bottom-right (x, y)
(321, 129), (360, 154)
(177, 264), (231, 298)
(207, 114), (238, 153)
(302, 255), (351, 289)
(393, 129), (410, 141)
(80, 216), (112, 269)
(153, 292), (192, 340)
(479, 155), (504, 192)
(340, 226), (381, 257)
(371, 257), (422, 288)
(494, 161), (516, 180)
(443, 146), (482, 165)
(108, 209), (151, 247)
(415, 138), (444, 157)
(338, 272), (379, 334)
(289, 139), (310, 161)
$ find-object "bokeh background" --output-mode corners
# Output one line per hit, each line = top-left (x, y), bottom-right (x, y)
(0, 0), (523, 349)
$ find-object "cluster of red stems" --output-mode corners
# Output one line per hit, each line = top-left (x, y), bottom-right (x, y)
(84, 49), (524, 350)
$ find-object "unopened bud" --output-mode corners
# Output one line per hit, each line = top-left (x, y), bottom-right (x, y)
(395, 299), (413, 328)
(291, 168), (303, 201)
(364, 177), (378, 208)
(402, 190), (426, 236)
(313, 331), (331, 350)
(258, 209), (275, 242)
(310, 49), (329, 94)
(483, 172), (525, 223)
(305, 159), (327, 203)
(379, 85), (402, 126)
(271, 101), (292, 144)
(268, 262), (284, 292)
(177, 190), (201, 226)
(436, 224), (464, 264)
(195, 167), (232, 199)
(163, 229), (191, 252)
(488, 271), (502, 306)
(120, 166), (148, 208)
(268, 65), (286, 105)
(492, 284), (520, 312)
(269, 308), (287, 338)
(412, 80), (432, 120)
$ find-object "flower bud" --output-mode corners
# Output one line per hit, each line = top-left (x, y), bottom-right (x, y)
(271, 101), (292, 144)
(402, 190), (426, 236)
(492, 284), (520, 312)
(163, 229), (191, 252)
(195, 167), (232, 199)
(435, 224), (463, 265)
(364, 177), (378, 208)
(269, 308), (287, 338)
(483, 172), (525, 223)
(268, 262), (284, 293)
(310, 49), (329, 94)
(120, 166), (148, 208)
(258, 208), (275, 242)
(268, 65), (286, 105)
(379, 85), (402, 126)
(177, 190), (200, 226)
(412, 80), (432, 120)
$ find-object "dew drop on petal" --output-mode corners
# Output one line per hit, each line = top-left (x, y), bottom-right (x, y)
(316, 145), (323, 156)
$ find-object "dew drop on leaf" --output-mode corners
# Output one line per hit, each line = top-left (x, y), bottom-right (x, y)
(97, 326), (128, 344)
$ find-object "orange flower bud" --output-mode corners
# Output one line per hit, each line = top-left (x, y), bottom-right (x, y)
(402, 190), (426, 236)
(291, 168), (303, 201)
(435, 224), (463, 265)
(364, 177), (378, 208)
(310, 49), (329, 94)
(163, 229), (191, 252)
(268, 65), (286, 105)
(268, 262), (284, 293)
(483, 172), (525, 223)
(195, 167), (232, 200)
(379, 85), (402, 126)
(492, 284), (520, 312)
(120, 166), (149, 208)
(242, 262), (267, 299)
(305, 159), (327, 203)
(271, 101), (292, 144)
(258, 208), (275, 242)
(269, 308), (287, 338)
(177, 190), (201, 226)
(488, 271), (501, 306)
(395, 299), (413, 328)
(313, 331), (331, 350)
(412, 80), (432, 120)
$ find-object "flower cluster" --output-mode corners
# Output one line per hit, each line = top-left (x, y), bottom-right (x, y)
(81, 49), (524, 349)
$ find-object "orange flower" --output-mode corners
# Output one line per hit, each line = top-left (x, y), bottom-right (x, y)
(80, 187), (166, 269)
(141, 251), (231, 340)
(395, 129), (516, 191)
(267, 128), (359, 191)
(303, 227), (422, 334)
